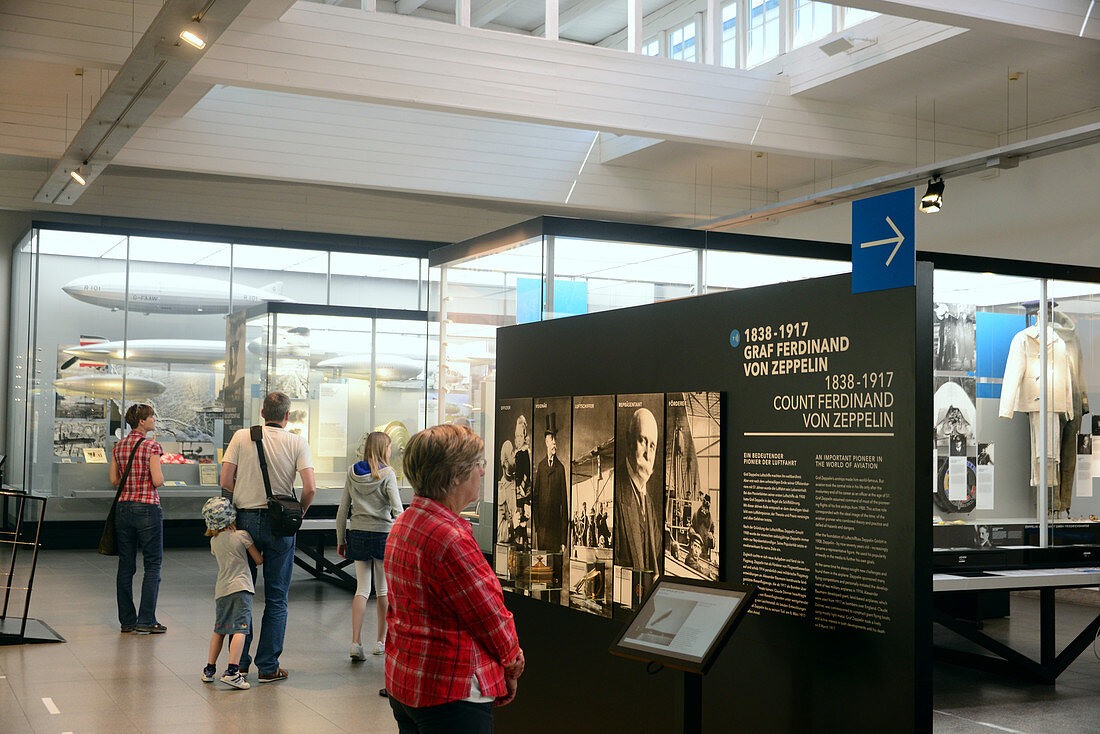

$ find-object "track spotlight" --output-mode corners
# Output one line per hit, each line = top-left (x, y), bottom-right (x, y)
(920, 176), (944, 213)
(70, 165), (87, 186)
(179, 24), (206, 49)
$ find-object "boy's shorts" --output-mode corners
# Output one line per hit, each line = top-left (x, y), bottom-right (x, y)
(214, 590), (253, 636)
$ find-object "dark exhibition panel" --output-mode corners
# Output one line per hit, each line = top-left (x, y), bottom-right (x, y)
(494, 270), (934, 733)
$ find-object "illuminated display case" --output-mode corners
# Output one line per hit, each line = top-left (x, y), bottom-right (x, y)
(230, 302), (431, 506)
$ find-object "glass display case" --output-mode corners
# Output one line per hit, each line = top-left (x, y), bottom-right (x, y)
(6, 226), (430, 527)
(229, 302), (430, 506)
(931, 271), (1100, 558)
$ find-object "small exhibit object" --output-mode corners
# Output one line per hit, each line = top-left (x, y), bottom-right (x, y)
(199, 463), (219, 486)
(610, 577), (756, 674)
(82, 447), (107, 463)
(162, 480), (187, 487)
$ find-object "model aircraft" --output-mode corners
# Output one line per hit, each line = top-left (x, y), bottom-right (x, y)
(62, 339), (226, 368)
(61, 273), (290, 314)
(316, 354), (423, 382)
(53, 375), (166, 400)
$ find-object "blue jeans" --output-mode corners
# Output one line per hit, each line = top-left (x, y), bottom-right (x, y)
(235, 509), (295, 674)
(115, 501), (163, 628)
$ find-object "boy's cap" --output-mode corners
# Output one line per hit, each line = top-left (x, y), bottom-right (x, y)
(202, 497), (236, 531)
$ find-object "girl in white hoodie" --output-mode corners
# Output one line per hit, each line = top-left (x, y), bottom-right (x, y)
(336, 431), (404, 660)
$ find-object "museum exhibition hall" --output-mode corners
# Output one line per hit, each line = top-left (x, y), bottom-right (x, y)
(1, 0), (1099, 732)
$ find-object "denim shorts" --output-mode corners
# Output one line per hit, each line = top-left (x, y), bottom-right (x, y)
(214, 590), (253, 635)
(345, 529), (388, 562)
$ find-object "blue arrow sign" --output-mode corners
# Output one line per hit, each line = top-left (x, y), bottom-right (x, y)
(852, 188), (915, 293)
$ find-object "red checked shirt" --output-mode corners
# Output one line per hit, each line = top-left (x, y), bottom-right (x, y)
(384, 496), (521, 708)
(111, 430), (163, 504)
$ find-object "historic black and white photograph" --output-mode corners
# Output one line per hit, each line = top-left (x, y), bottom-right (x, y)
(614, 393), (665, 607)
(569, 395), (614, 616)
(631, 596), (698, 647)
(55, 395), (105, 420)
(495, 398), (533, 582)
(532, 396), (572, 599)
(933, 302), (976, 372)
(664, 392), (721, 581)
(54, 419), (106, 458)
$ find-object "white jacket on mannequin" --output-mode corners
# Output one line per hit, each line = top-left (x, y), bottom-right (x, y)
(998, 325), (1074, 420)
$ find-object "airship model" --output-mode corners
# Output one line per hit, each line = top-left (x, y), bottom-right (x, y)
(62, 273), (290, 314)
(53, 375), (166, 400)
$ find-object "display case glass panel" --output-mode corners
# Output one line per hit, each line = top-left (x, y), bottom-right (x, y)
(8, 227), (427, 523)
(931, 270), (1100, 552)
(705, 250), (850, 291)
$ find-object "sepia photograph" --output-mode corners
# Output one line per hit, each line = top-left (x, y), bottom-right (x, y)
(933, 302), (976, 373)
(495, 398), (533, 584)
(614, 393), (665, 609)
(532, 396), (572, 601)
(663, 392), (721, 581)
(570, 395), (615, 616)
(54, 419), (106, 458)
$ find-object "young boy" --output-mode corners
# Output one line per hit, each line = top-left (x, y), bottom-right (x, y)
(201, 497), (263, 690)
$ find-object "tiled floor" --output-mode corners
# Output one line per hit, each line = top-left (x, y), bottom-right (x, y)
(1, 548), (394, 734)
(3, 548), (1100, 732)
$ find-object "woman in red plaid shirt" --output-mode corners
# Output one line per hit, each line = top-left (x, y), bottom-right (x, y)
(384, 424), (525, 733)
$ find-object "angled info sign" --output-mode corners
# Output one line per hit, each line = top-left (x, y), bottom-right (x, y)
(852, 188), (916, 293)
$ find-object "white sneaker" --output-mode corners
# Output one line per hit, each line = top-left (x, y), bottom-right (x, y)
(349, 643), (366, 661)
(373, 641), (385, 656)
(220, 672), (250, 690)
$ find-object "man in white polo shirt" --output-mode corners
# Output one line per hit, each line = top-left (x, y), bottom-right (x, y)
(220, 391), (316, 683)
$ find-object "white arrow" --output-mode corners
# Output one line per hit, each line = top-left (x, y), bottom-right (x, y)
(860, 216), (905, 267)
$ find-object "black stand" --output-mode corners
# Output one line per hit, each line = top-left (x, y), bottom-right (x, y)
(681, 671), (702, 734)
(0, 489), (64, 645)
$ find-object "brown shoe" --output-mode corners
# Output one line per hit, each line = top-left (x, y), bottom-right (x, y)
(258, 668), (288, 683)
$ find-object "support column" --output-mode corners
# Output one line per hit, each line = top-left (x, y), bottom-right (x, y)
(457, 0), (471, 27)
(545, 0), (559, 40)
(705, 0), (720, 65)
(627, 0), (643, 53)
(361, 0), (377, 10)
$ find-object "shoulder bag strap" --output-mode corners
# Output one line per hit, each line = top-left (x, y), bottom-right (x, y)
(112, 436), (147, 506)
(250, 425), (275, 500)
(251, 425), (299, 501)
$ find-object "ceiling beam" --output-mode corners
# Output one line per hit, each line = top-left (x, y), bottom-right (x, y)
(33, 0), (252, 206)
(533, 0), (610, 36)
(698, 122), (1100, 230)
(473, 0), (522, 27)
(396, 0), (429, 15)
(838, 0), (1100, 43)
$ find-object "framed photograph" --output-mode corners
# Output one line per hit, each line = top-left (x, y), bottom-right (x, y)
(495, 398), (533, 587)
(664, 392), (721, 581)
(614, 393), (664, 609)
(570, 395), (615, 617)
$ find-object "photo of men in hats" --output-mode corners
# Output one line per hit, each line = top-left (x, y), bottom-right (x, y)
(531, 397), (571, 600)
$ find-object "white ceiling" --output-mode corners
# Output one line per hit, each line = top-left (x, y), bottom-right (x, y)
(0, 0), (1097, 244)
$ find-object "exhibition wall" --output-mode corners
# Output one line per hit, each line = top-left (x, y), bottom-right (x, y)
(494, 270), (933, 733)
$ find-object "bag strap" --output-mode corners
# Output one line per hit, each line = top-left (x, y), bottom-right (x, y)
(251, 425), (297, 501)
(112, 435), (147, 506)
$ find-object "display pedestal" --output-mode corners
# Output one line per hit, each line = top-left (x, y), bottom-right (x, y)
(680, 671), (702, 734)
(0, 617), (65, 645)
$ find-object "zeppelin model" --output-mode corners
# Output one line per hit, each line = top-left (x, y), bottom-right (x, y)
(63, 339), (227, 367)
(61, 273), (291, 314)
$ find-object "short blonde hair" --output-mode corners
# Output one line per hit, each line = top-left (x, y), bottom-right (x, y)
(204, 522), (236, 538)
(404, 424), (483, 501)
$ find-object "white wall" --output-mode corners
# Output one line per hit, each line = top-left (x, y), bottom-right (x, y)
(733, 143), (1100, 269)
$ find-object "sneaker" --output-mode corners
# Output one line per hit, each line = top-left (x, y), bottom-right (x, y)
(120, 626), (135, 634)
(257, 668), (288, 683)
(349, 643), (366, 661)
(134, 623), (167, 635)
(221, 672), (250, 690)
(373, 641), (385, 656)
(201, 666), (217, 683)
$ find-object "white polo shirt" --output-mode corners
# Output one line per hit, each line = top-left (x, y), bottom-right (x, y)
(223, 425), (314, 510)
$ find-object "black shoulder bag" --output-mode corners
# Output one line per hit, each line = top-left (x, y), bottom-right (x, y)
(98, 436), (147, 555)
(251, 425), (303, 536)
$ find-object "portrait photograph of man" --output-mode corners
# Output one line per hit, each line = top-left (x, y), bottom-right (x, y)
(614, 393), (665, 607)
(532, 396), (572, 600)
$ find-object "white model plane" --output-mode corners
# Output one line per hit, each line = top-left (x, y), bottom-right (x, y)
(53, 375), (166, 400)
(63, 339), (226, 368)
(62, 273), (290, 314)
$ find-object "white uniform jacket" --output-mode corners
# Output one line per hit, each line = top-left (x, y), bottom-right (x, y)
(998, 325), (1074, 419)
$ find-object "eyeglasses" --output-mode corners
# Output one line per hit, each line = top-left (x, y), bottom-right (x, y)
(473, 458), (487, 470)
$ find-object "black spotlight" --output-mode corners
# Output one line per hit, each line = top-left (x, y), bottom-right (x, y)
(920, 176), (945, 213)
